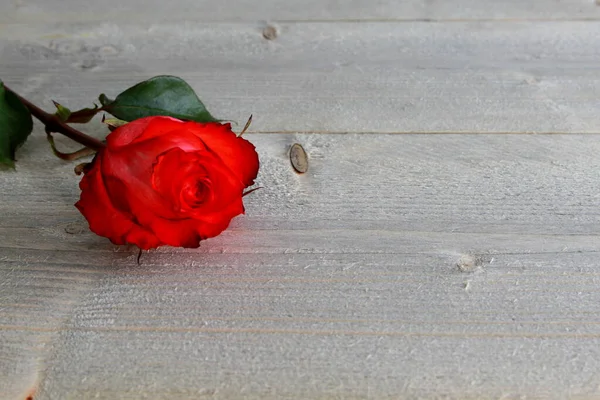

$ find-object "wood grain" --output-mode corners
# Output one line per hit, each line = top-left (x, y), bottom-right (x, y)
(2, 0), (600, 23)
(2, 21), (600, 134)
(2, 132), (600, 399)
(3, 0), (600, 397)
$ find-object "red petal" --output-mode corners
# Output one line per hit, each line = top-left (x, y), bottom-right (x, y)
(75, 154), (163, 249)
(106, 116), (184, 148)
(151, 147), (245, 219)
(187, 122), (260, 188)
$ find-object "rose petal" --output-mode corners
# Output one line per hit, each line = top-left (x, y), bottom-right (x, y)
(106, 116), (184, 148)
(101, 135), (208, 220)
(152, 148), (209, 211)
(145, 198), (244, 247)
(186, 122), (259, 187)
(151, 147), (245, 220)
(76, 154), (162, 249)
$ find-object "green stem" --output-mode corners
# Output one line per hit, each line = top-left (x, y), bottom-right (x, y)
(4, 86), (105, 151)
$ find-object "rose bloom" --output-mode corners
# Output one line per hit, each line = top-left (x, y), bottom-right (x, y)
(76, 116), (259, 249)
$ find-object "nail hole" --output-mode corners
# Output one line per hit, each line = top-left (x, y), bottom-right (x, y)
(262, 26), (278, 40)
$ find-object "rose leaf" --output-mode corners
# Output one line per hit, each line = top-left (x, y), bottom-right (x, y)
(99, 75), (217, 123)
(0, 81), (34, 168)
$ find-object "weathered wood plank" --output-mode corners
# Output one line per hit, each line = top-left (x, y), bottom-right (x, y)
(2, 132), (600, 399)
(2, 21), (600, 134)
(2, 0), (600, 23)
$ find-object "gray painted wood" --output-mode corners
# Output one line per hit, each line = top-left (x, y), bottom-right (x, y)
(2, 132), (600, 399)
(3, 0), (600, 398)
(2, 0), (600, 22)
(2, 21), (600, 134)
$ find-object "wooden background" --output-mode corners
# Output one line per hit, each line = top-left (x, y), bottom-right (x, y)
(2, 0), (600, 399)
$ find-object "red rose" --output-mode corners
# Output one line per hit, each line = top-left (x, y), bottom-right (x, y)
(75, 116), (259, 249)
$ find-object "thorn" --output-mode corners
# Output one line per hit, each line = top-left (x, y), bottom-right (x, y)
(239, 114), (253, 136)
(243, 186), (263, 197)
(136, 248), (143, 265)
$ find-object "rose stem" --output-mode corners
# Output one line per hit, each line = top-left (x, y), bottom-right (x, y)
(4, 86), (106, 151)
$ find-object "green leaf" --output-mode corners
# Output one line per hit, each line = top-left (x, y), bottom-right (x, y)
(0, 81), (34, 168)
(99, 75), (217, 123)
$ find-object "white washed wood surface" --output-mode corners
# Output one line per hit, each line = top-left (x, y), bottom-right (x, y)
(3, 133), (600, 399)
(2, 0), (600, 399)
(2, 0), (600, 22)
(2, 20), (600, 133)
